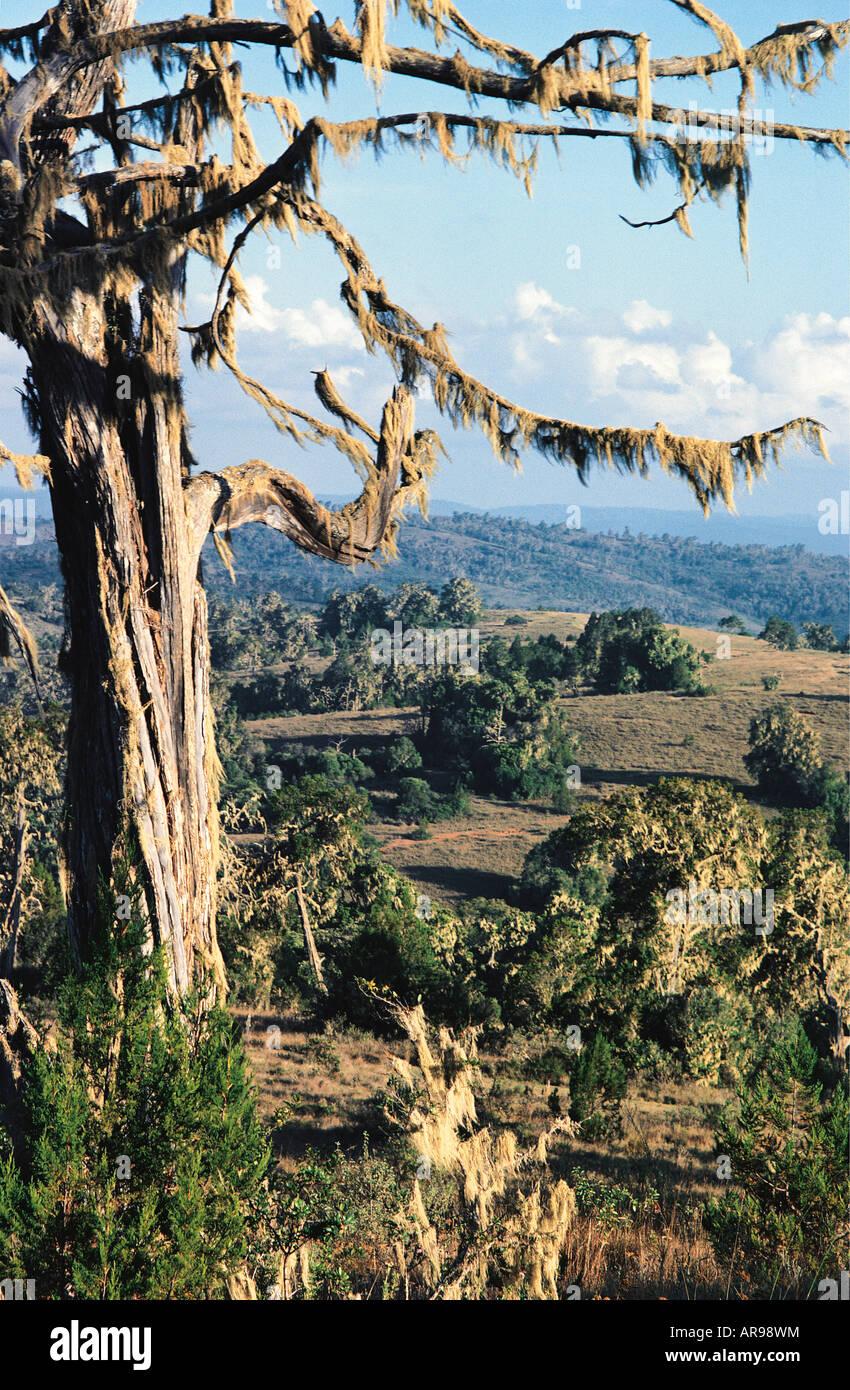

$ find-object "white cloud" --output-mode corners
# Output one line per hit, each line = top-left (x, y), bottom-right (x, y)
(509, 281), (578, 371)
(234, 275), (284, 334)
(279, 298), (364, 353)
(622, 299), (673, 334)
(682, 331), (735, 388)
(514, 281), (568, 321)
(331, 365), (366, 390)
(195, 276), (364, 352)
(749, 313), (850, 422)
(585, 336), (682, 396)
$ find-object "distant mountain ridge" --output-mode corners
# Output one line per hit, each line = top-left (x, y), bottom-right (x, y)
(1, 489), (846, 555)
(204, 511), (847, 634)
(1, 510), (846, 635)
(421, 500), (848, 556)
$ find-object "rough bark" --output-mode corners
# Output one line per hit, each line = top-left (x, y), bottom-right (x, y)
(0, 791), (27, 979)
(28, 274), (225, 996)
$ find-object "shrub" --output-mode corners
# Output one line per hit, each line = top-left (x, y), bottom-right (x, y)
(567, 1033), (626, 1140)
(575, 609), (704, 695)
(705, 1019), (850, 1298)
(744, 703), (823, 803)
(438, 577), (482, 626)
(383, 736), (423, 775)
(759, 615), (798, 650)
(0, 898), (269, 1299)
(394, 777), (439, 823)
(802, 622), (837, 651)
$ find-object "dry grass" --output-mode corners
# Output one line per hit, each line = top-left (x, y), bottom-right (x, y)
(233, 608), (847, 1297)
(234, 1005), (730, 1297)
(233, 1007), (405, 1168)
(247, 610), (848, 904)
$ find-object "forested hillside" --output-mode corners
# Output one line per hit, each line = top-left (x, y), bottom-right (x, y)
(2, 513), (846, 635)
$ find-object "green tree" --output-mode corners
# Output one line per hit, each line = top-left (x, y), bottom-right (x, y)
(759, 615), (798, 650)
(439, 578), (483, 627)
(391, 583), (441, 629)
(320, 587), (390, 649)
(575, 609), (704, 694)
(706, 1020), (850, 1299)
(383, 735), (423, 775)
(802, 622), (837, 651)
(0, 0), (836, 993)
(744, 703), (823, 803)
(0, 895), (268, 1298)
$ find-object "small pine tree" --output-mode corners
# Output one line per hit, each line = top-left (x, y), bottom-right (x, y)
(706, 1019), (850, 1299)
(567, 1033), (626, 1139)
(0, 876), (269, 1299)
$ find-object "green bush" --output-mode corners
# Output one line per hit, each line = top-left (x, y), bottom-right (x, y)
(759, 615), (798, 650)
(0, 897), (268, 1299)
(574, 609), (704, 695)
(705, 1019), (850, 1298)
(567, 1033), (627, 1140)
(745, 702), (823, 803)
(383, 736), (423, 775)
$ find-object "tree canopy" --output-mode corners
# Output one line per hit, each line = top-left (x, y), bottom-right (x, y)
(1, 0), (846, 553)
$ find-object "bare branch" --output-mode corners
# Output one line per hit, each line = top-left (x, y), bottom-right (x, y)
(294, 192), (830, 512)
(0, 584), (41, 701)
(184, 385), (419, 565)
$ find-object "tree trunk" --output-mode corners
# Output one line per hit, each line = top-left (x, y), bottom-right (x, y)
(0, 790), (27, 979)
(28, 273), (225, 997)
(295, 872), (327, 996)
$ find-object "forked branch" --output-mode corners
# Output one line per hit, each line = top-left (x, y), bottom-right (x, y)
(184, 385), (423, 566)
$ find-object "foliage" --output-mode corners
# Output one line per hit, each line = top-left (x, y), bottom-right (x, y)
(705, 1020), (850, 1299)
(759, 615), (798, 650)
(745, 702), (824, 803)
(567, 1033), (627, 1140)
(382, 736), (423, 775)
(802, 622), (839, 651)
(248, 1142), (412, 1300)
(0, 703), (66, 988)
(209, 591), (315, 670)
(574, 609), (705, 694)
(423, 668), (577, 801)
(0, 890), (269, 1299)
(438, 577), (483, 627)
(519, 778), (850, 1081)
(393, 776), (469, 825)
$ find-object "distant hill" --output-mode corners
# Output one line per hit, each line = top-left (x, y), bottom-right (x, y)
(423, 500), (849, 557)
(2, 511), (847, 635)
(2, 487), (848, 553)
(209, 511), (847, 633)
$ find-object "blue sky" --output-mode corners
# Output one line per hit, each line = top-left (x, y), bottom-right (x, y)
(1, 0), (848, 538)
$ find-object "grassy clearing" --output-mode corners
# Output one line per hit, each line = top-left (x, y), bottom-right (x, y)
(246, 610), (848, 904)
